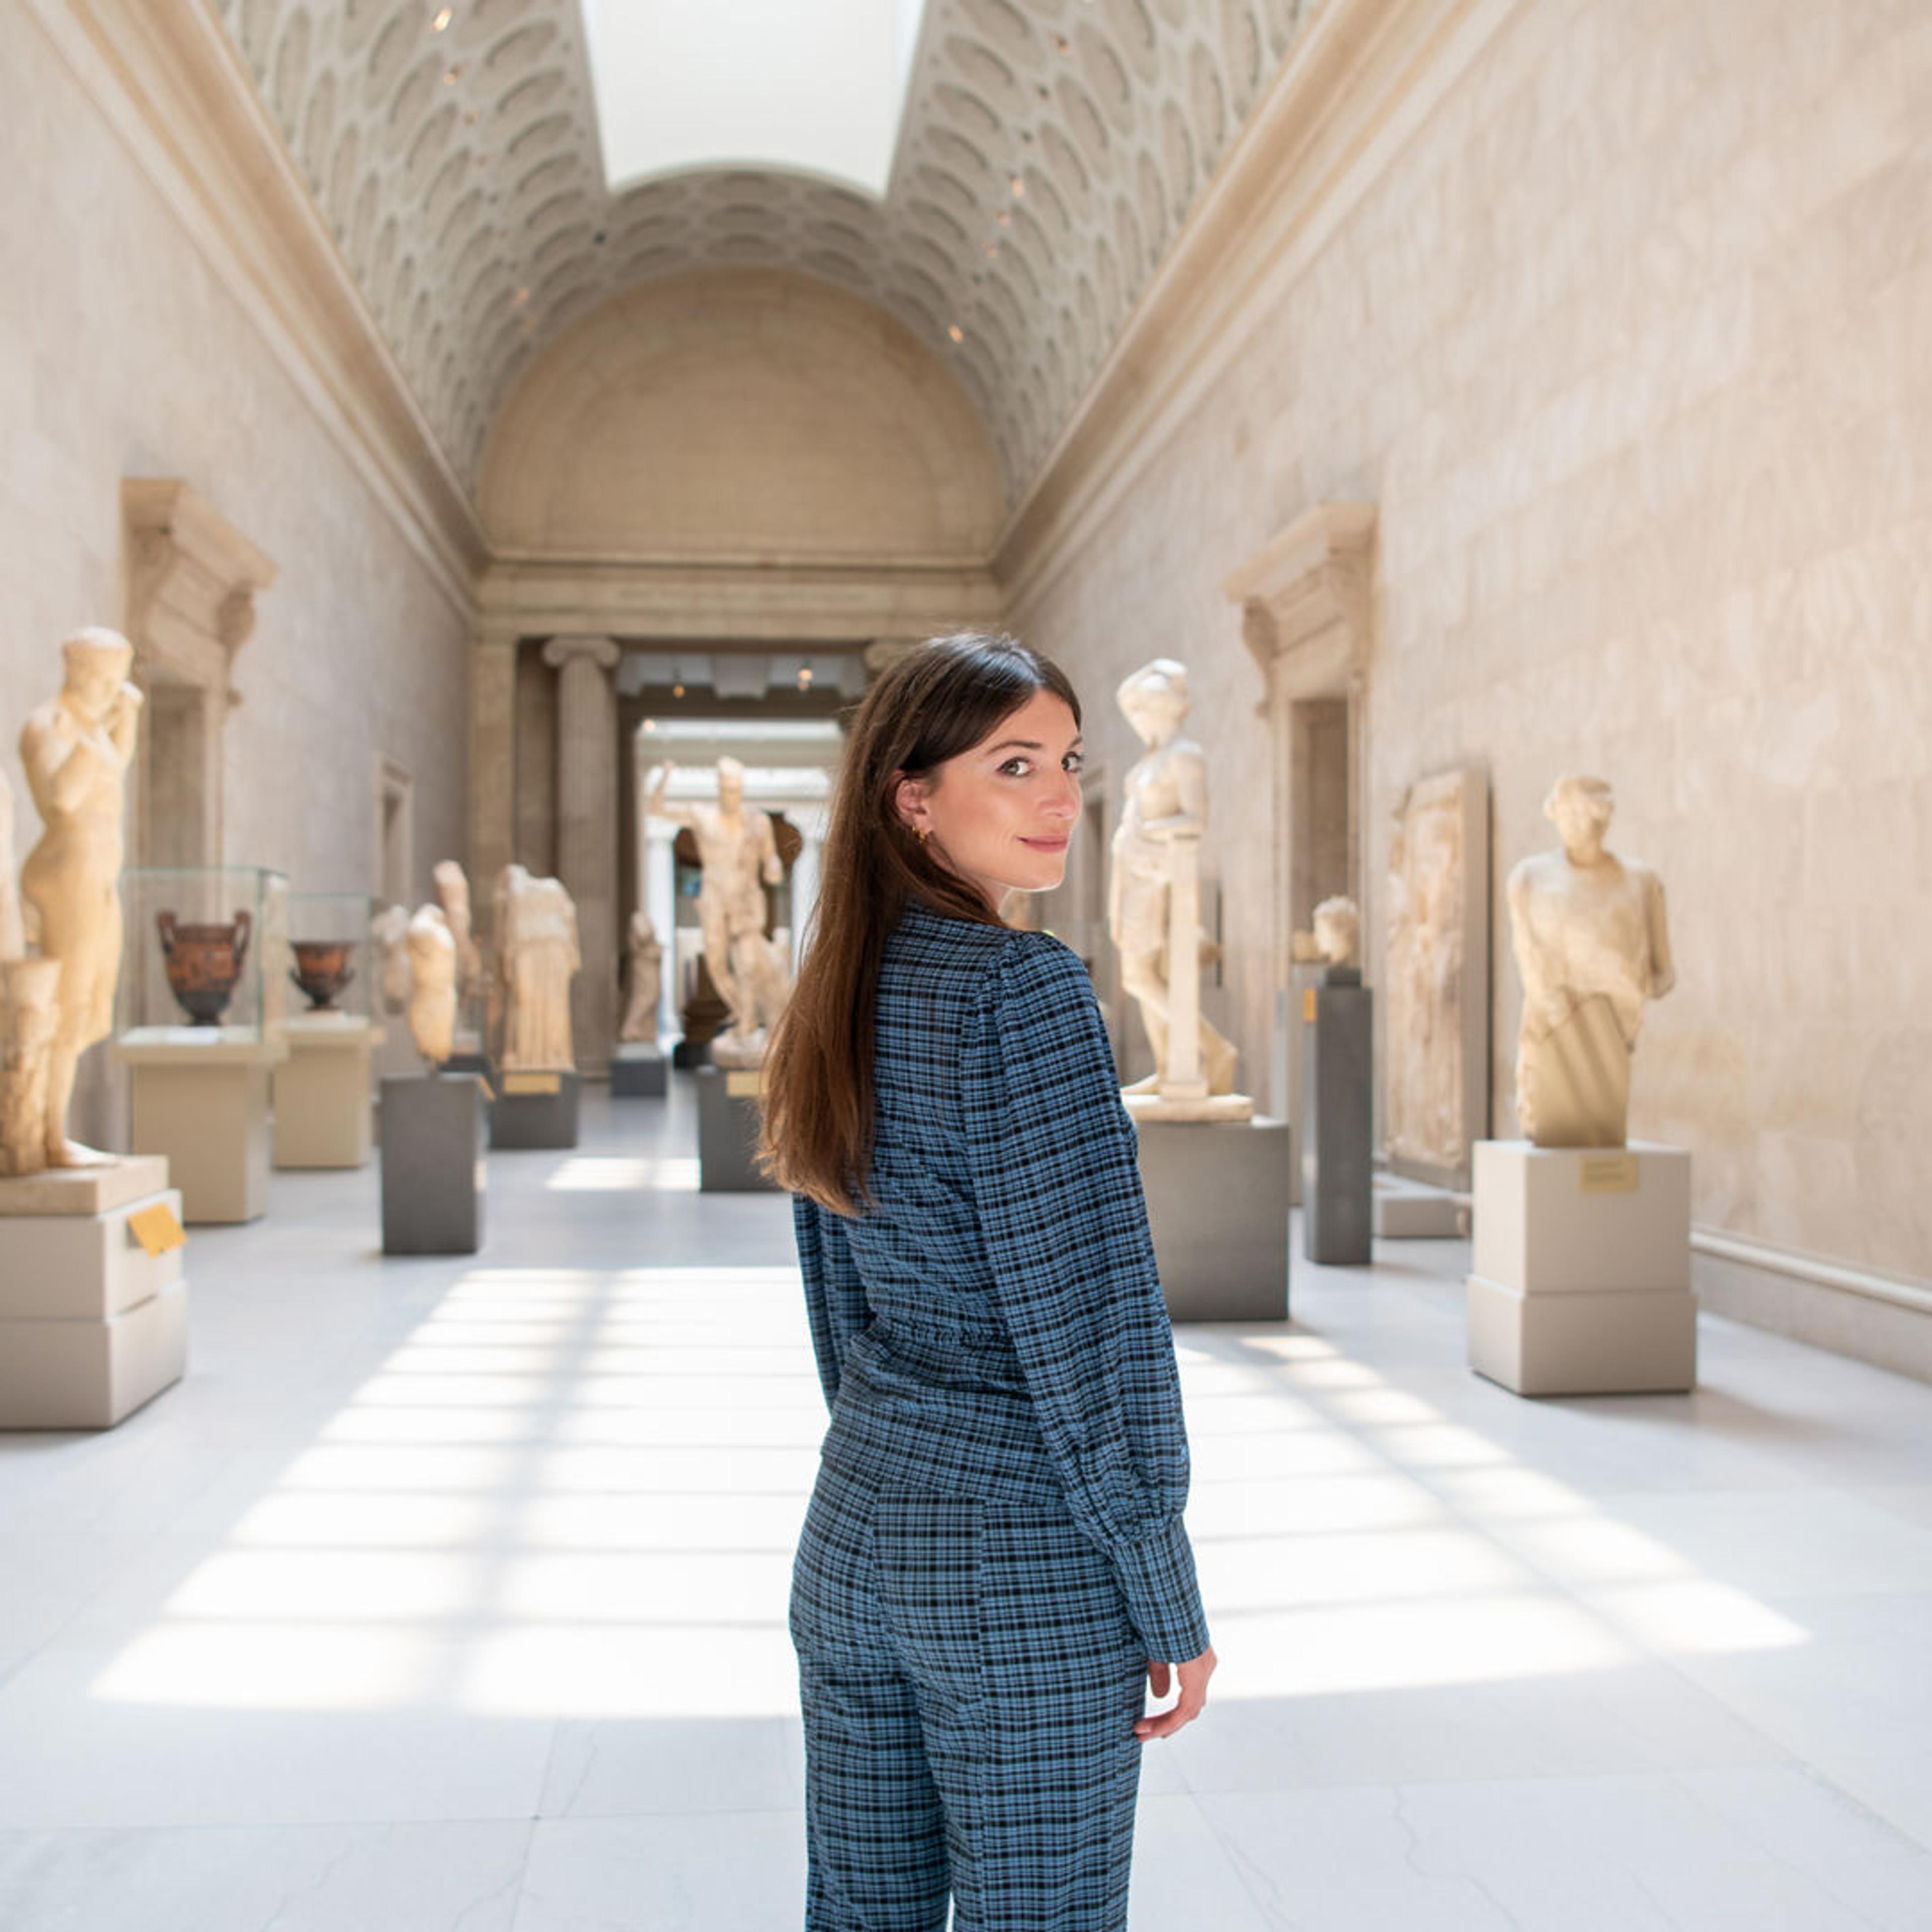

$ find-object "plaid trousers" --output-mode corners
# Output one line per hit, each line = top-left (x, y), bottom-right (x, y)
(792, 1459), (1147, 1931)
(789, 901), (1211, 1928)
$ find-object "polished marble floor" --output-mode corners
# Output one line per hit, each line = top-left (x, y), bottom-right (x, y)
(2, 1080), (1930, 1929)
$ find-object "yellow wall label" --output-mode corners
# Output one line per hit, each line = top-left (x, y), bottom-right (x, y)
(1578, 1153), (1640, 1194)
(503, 1071), (562, 1096)
(128, 1202), (187, 1256)
(1303, 987), (1318, 1023)
(725, 1069), (768, 1098)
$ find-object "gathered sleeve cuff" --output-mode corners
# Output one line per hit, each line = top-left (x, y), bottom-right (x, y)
(962, 934), (1211, 1661)
(793, 1193), (869, 1411)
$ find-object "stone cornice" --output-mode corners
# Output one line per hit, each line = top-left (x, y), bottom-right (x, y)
(481, 559), (1003, 646)
(31, 0), (486, 617)
(1226, 501), (1378, 691)
(122, 476), (279, 697)
(993, 0), (1500, 613)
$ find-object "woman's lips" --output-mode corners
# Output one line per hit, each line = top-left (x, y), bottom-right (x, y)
(1020, 835), (1070, 852)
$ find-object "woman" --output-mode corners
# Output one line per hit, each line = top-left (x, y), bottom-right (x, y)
(761, 633), (1215, 1932)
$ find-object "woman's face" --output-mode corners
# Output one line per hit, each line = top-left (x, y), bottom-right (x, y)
(897, 689), (1084, 907)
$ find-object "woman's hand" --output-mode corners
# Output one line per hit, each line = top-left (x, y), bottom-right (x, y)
(1136, 1644), (1216, 1741)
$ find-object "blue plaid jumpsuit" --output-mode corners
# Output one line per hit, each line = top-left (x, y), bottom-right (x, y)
(790, 901), (1210, 1931)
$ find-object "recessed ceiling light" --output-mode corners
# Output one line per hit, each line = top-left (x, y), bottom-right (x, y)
(432, 6), (453, 31)
(947, 324), (963, 343)
(1009, 175), (1025, 197)
(442, 62), (464, 84)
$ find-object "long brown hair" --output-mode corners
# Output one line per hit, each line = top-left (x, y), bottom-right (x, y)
(759, 632), (1081, 1214)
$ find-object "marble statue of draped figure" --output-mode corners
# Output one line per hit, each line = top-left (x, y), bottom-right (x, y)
(1507, 775), (1674, 1148)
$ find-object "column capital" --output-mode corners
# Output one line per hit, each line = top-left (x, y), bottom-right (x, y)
(542, 634), (621, 672)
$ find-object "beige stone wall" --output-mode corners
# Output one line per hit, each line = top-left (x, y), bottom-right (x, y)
(0, 5), (469, 1133)
(479, 270), (1004, 563)
(1014, 0), (1932, 1285)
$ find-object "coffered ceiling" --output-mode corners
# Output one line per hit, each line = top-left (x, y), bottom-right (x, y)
(211, 0), (1319, 502)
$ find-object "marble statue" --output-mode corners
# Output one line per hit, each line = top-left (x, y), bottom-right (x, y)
(371, 903), (412, 1013)
(1385, 770), (1483, 1178)
(644, 757), (790, 1063)
(1, 958), (63, 1179)
(618, 909), (664, 1044)
(403, 904), (456, 1066)
(1508, 776), (1675, 1148)
(495, 863), (580, 1071)
(0, 762), (22, 961)
(432, 859), (484, 1007)
(1108, 659), (1247, 1116)
(17, 628), (141, 1167)
(1294, 896), (1361, 968)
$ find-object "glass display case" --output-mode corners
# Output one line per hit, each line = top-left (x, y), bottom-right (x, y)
(117, 866), (289, 1042)
(282, 891), (378, 1026)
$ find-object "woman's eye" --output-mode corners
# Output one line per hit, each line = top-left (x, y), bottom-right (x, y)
(1000, 757), (1031, 776)
(1064, 753), (1085, 774)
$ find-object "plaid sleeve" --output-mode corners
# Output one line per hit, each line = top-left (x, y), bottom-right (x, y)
(963, 934), (1211, 1663)
(793, 1193), (869, 1410)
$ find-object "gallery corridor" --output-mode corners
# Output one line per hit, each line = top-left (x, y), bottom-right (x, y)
(2, 1082), (1929, 1929)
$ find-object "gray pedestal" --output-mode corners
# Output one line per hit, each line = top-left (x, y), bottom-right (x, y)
(381, 1074), (486, 1255)
(697, 1066), (774, 1192)
(1303, 979), (1374, 1265)
(491, 1071), (582, 1150)
(1134, 1115), (1292, 1322)
(611, 1043), (669, 1098)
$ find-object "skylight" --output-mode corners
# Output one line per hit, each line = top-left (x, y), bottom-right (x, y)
(580, 0), (930, 200)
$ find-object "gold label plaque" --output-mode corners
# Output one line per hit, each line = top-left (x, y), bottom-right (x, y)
(128, 1202), (187, 1256)
(725, 1069), (768, 1099)
(1302, 988), (1318, 1023)
(503, 1072), (562, 1096)
(1578, 1154), (1640, 1195)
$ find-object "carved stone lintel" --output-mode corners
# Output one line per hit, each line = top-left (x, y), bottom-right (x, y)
(1225, 501), (1376, 695)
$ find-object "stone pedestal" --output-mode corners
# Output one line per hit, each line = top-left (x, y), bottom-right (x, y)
(1373, 1170), (1467, 1238)
(1303, 978), (1373, 1265)
(112, 1028), (287, 1224)
(697, 1065), (773, 1192)
(381, 1074), (486, 1255)
(611, 1042), (669, 1098)
(491, 1069), (582, 1150)
(1466, 1140), (1697, 1396)
(0, 1157), (188, 1428)
(273, 1015), (382, 1169)
(1134, 1115), (1292, 1322)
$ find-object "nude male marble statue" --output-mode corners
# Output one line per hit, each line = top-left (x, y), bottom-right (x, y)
(1507, 775), (1674, 1148)
(1108, 659), (1240, 1100)
(432, 860), (485, 1008)
(17, 628), (141, 1167)
(370, 903), (413, 1014)
(0, 761), (22, 960)
(644, 757), (790, 1061)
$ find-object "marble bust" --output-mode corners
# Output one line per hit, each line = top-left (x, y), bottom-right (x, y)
(403, 904), (456, 1066)
(370, 903), (412, 1014)
(16, 628), (142, 1167)
(645, 757), (790, 1062)
(1108, 658), (1244, 1109)
(1294, 895), (1361, 969)
(1507, 776), (1674, 1148)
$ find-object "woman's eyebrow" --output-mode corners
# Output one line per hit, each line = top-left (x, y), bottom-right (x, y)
(985, 735), (1084, 755)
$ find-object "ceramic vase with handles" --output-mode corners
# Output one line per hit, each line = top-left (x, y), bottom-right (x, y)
(157, 908), (252, 1026)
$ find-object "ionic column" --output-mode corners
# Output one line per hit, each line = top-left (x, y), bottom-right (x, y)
(542, 634), (622, 1074)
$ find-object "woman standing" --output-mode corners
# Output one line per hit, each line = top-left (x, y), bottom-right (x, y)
(761, 634), (1215, 1932)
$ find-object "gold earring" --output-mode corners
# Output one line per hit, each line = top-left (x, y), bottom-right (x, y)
(916, 827), (931, 845)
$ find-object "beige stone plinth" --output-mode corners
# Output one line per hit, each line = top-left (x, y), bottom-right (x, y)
(0, 1179), (188, 1429)
(113, 1030), (286, 1225)
(1123, 1090), (1256, 1123)
(1466, 1141), (1697, 1397)
(273, 1016), (382, 1170)
(0, 1156), (170, 1219)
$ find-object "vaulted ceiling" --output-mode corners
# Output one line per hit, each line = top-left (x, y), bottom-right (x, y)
(212, 0), (1319, 502)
